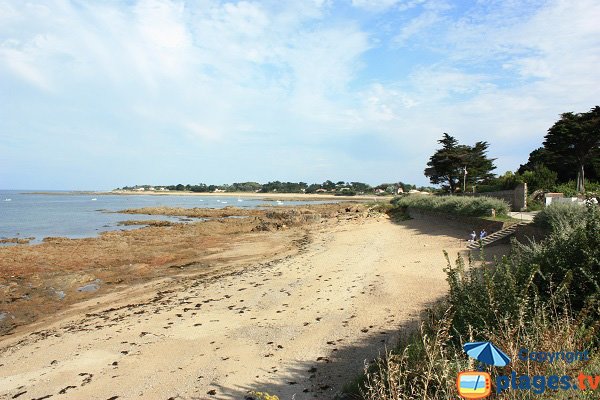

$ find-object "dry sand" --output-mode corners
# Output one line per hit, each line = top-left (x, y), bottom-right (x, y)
(0, 208), (468, 400)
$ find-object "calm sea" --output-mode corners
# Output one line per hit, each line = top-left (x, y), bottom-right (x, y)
(0, 190), (331, 244)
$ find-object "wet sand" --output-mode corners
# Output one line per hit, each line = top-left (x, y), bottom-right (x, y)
(0, 204), (467, 399)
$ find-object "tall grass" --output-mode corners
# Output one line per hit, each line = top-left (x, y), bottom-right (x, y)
(356, 205), (600, 399)
(392, 195), (510, 217)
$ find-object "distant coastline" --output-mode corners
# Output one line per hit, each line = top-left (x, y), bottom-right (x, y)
(26, 190), (384, 202)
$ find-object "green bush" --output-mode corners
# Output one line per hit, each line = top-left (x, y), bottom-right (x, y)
(521, 164), (558, 192)
(391, 195), (509, 217)
(533, 202), (588, 231)
(520, 205), (600, 311)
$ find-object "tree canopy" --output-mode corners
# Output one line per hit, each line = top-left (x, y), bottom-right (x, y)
(424, 133), (496, 192)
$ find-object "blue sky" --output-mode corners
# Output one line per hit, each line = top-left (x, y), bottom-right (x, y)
(1, 0), (599, 190)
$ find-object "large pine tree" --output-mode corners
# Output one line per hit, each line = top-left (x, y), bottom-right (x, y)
(519, 106), (600, 192)
(424, 133), (496, 192)
(543, 106), (600, 192)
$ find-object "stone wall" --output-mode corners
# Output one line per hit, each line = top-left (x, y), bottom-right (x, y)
(406, 208), (508, 233)
(468, 183), (527, 211)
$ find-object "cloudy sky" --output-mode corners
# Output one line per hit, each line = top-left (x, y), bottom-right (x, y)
(1, 0), (599, 190)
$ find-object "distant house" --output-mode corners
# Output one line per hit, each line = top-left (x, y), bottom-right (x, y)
(213, 188), (225, 193)
(148, 187), (155, 191)
(397, 187), (404, 194)
(315, 188), (327, 193)
(133, 187), (145, 191)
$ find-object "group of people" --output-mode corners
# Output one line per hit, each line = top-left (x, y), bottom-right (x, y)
(469, 229), (487, 243)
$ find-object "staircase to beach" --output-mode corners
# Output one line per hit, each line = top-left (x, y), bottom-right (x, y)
(467, 222), (529, 250)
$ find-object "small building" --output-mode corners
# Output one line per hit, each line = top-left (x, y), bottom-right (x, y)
(545, 193), (586, 207)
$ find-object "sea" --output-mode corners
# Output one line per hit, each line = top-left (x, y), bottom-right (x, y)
(0, 190), (333, 244)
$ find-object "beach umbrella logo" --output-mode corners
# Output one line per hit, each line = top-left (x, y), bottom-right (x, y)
(463, 341), (511, 367)
(456, 341), (510, 399)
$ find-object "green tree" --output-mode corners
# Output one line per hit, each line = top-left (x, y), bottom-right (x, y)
(305, 183), (321, 193)
(424, 133), (496, 192)
(543, 106), (600, 192)
(521, 164), (557, 192)
(350, 182), (372, 193)
(322, 180), (336, 191)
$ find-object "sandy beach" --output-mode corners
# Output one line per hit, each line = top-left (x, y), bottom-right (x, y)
(0, 204), (468, 400)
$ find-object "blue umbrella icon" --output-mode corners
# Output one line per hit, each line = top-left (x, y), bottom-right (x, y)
(463, 341), (511, 367)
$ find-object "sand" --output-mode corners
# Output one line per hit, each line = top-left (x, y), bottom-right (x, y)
(0, 208), (468, 400)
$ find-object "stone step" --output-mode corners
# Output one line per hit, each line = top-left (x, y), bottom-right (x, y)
(466, 222), (528, 249)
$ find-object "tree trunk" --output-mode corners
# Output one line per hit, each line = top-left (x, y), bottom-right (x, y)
(577, 163), (585, 193)
(447, 177), (455, 193)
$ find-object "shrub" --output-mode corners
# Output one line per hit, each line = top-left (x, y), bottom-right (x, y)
(521, 164), (558, 192)
(520, 205), (600, 311)
(391, 195), (509, 217)
(533, 202), (588, 231)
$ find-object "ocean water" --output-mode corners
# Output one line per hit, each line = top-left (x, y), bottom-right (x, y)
(0, 190), (331, 244)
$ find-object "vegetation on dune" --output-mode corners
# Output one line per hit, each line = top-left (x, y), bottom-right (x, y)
(391, 194), (510, 217)
(348, 204), (600, 399)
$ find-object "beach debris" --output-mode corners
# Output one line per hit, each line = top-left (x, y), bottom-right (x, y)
(77, 279), (102, 293)
(49, 288), (66, 300)
(0, 237), (34, 244)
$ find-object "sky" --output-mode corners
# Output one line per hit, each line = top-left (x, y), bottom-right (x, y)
(1, 0), (599, 190)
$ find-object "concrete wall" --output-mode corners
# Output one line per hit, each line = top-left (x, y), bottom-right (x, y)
(468, 183), (527, 211)
(406, 208), (508, 233)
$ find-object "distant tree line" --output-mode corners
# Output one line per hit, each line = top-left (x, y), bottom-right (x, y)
(117, 180), (435, 195)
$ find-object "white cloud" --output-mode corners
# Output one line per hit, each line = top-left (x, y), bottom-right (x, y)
(352, 0), (401, 12)
(393, 10), (440, 45)
(1, 0), (599, 188)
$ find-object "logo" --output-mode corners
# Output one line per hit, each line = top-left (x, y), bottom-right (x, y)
(457, 371), (491, 399)
(457, 342), (599, 397)
(457, 341), (510, 399)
